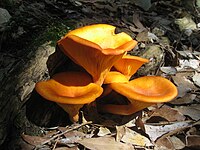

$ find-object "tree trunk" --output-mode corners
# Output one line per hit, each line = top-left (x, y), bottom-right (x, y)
(0, 42), (57, 146)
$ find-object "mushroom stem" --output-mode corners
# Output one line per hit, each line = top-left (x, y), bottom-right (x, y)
(100, 85), (113, 98)
(92, 69), (108, 86)
(57, 103), (84, 122)
(98, 100), (154, 115)
(129, 100), (155, 113)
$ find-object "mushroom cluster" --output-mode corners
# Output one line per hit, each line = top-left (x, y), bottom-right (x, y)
(35, 24), (178, 122)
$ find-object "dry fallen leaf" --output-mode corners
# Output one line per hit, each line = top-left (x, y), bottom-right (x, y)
(60, 129), (86, 139)
(186, 135), (200, 149)
(57, 128), (92, 145)
(169, 136), (185, 149)
(121, 127), (153, 147)
(132, 13), (145, 30)
(175, 104), (200, 121)
(192, 72), (200, 87)
(156, 136), (185, 150)
(55, 146), (79, 150)
(144, 121), (192, 141)
(97, 127), (111, 137)
(169, 93), (196, 105)
(148, 106), (185, 122)
(155, 137), (173, 150)
(160, 66), (177, 75)
(172, 72), (197, 97)
(78, 137), (133, 150)
(176, 59), (200, 71)
(116, 126), (126, 142)
(177, 50), (200, 59)
(21, 134), (49, 146)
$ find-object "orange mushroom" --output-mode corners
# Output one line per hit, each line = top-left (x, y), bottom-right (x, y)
(100, 71), (129, 97)
(101, 55), (149, 98)
(35, 71), (103, 122)
(99, 100), (152, 115)
(103, 71), (129, 84)
(99, 76), (178, 115)
(114, 55), (149, 79)
(35, 24), (178, 121)
(57, 24), (137, 85)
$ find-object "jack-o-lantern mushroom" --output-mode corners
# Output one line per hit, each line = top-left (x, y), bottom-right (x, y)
(101, 71), (129, 97)
(57, 24), (137, 85)
(101, 55), (149, 98)
(99, 76), (178, 115)
(35, 71), (103, 122)
(99, 54), (177, 115)
(114, 55), (149, 79)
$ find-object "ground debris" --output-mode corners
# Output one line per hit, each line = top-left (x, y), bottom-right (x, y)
(1, 0), (200, 149)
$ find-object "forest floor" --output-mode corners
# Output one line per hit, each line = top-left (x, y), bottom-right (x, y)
(1, 0), (200, 149)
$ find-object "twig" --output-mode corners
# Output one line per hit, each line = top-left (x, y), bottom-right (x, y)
(52, 140), (58, 150)
(35, 121), (92, 149)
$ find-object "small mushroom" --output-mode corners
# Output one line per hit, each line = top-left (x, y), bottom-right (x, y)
(114, 55), (149, 79)
(35, 71), (103, 122)
(57, 24), (137, 85)
(101, 71), (129, 97)
(104, 71), (129, 84)
(100, 76), (178, 115)
(110, 76), (178, 102)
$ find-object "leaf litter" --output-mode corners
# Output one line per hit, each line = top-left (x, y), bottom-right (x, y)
(3, 0), (200, 149)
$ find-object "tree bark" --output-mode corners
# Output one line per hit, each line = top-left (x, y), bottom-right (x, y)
(0, 42), (55, 145)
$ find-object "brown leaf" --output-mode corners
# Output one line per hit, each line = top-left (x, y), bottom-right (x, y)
(136, 30), (148, 42)
(156, 136), (185, 150)
(169, 136), (185, 149)
(170, 93), (196, 105)
(145, 121), (192, 141)
(58, 128), (86, 139)
(177, 59), (200, 71)
(186, 135), (200, 148)
(172, 72), (197, 97)
(192, 72), (200, 87)
(175, 104), (200, 121)
(132, 14), (145, 30)
(186, 126), (200, 135)
(116, 126), (126, 142)
(21, 134), (49, 146)
(156, 137), (173, 149)
(149, 106), (185, 122)
(55, 146), (79, 150)
(78, 137), (134, 150)
(160, 66), (177, 75)
(57, 129), (87, 144)
(97, 127), (111, 137)
(135, 117), (145, 132)
(121, 127), (153, 147)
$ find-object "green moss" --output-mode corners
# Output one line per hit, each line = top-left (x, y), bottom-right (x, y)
(33, 21), (74, 48)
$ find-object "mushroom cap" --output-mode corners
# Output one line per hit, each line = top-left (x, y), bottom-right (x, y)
(114, 55), (149, 79)
(65, 24), (136, 51)
(35, 71), (103, 104)
(57, 24), (137, 85)
(104, 71), (129, 84)
(110, 76), (178, 103)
